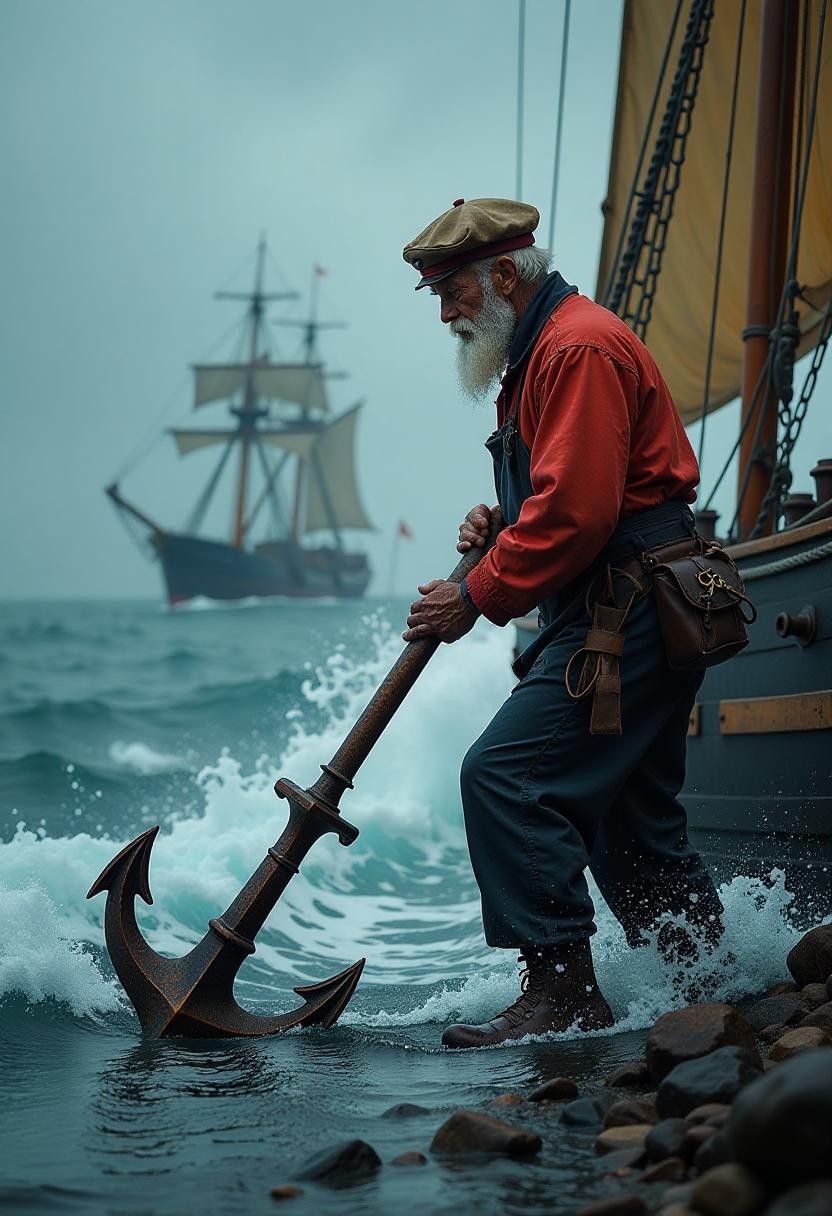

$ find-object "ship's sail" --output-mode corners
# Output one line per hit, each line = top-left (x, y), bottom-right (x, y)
(170, 403), (373, 533)
(596, 0), (831, 423)
(192, 362), (329, 414)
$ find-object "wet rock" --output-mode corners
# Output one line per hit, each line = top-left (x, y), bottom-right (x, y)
(646, 1004), (760, 1082)
(645, 1118), (690, 1162)
(655, 1206), (696, 1216)
(491, 1092), (524, 1107)
(683, 1102), (731, 1127)
(744, 994), (807, 1032)
(603, 1060), (652, 1089)
(690, 1163), (766, 1216)
(596, 1123), (653, 1155)
(430, 1109), (541, 1157)
(728, 1049), (832, 1188)
(801, 1000), (832, 1036)
(269, 1187), (304, 1201)
(767, 1025), (831, 1061)
(683, 1124), (715, 1156)
(640, 1156), (688, 1184)
(656, 1046), (762, 1119)
(767, 981), (798, 996)
(381, 1102), (430, 1119)
(759, 1023), (786, 1045)
(561, 1092), (619, 1129)
(528, 1076), (579, 1102)
(596, 1147), (647, 1172)
(787, 925), (832, 987)
(765, 1181), (832, 1216)
(390, 1151), (427, 1166)
(692, 1128), (733, 1174)
(827, 973), (832, 1000)
(575, 1196), (649, 1216)
(602, 1098), (658, 1128)
(294, 1139), (381, 1185)
(660, 1182), (695, 1206)
(799, 983), (829, 1010)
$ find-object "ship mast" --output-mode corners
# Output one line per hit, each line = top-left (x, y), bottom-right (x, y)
(215, 236), (297, 548)
(737, 0), (799, 539)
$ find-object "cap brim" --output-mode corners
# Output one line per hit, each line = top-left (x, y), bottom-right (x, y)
(414, 266), (458, 291)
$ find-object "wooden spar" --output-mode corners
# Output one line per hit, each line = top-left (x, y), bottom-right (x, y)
(232, 238), (267, 548)
(105, 483), (164, 535)
(232, 432), (252, 548)
(737, 0), (799, 539)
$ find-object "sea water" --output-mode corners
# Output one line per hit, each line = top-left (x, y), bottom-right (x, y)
(0, 597), (815, 1215)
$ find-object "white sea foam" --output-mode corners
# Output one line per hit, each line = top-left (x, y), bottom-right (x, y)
(109, 740), (192, 774)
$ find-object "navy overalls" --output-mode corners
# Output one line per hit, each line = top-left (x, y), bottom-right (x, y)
(459, 278), (723, 950)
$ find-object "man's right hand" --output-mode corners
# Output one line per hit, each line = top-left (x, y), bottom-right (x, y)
(457, 503), (502, 552)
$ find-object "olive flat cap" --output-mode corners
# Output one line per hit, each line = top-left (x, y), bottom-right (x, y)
(403, 197), (540, 289)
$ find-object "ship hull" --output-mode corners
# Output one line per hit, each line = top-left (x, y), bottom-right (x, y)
(683, 518), (832, 889)
(153, 532), (371, 604)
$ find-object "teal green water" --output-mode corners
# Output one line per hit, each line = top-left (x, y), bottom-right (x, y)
(0, 597), (807, 1214)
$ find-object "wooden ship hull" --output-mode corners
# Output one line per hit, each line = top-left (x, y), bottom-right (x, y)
(684, 516), (832, 886)
(154, 531), (371, 604)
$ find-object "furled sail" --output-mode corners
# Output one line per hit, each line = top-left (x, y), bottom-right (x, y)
(596, 0), (831, 424)
(304, 406), (374, 533)
(192, 362), (329, 413)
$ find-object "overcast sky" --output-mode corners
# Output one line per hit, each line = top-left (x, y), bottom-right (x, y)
(2, 0), (829, 601)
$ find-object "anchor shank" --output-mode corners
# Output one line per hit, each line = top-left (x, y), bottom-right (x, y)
(318, 522), (501, 798)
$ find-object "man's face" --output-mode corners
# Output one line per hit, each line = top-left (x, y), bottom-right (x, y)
(431, 262), (518, 400)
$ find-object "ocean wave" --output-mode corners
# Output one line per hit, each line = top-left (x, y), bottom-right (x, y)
(109, 740), (193, 775)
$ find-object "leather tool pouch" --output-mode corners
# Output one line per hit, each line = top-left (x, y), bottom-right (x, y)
(564, 567), (643, 736)
(648, 540), (757, 671)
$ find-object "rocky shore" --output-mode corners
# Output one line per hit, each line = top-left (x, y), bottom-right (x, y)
(272, 924), (832, 1214)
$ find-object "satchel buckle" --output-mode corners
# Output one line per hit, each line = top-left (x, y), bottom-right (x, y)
(697, 568), (728, 598)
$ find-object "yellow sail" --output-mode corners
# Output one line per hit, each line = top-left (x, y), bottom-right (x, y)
(596, 0), (831, 424)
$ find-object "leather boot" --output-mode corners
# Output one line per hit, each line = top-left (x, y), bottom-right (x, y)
(441, 940), (614, 1049)
(657, 917), (734, 1002)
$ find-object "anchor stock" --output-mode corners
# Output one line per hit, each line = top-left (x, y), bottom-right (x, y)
(87, 523), (500, 1038)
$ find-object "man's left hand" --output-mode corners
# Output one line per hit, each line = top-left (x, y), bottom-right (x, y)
(403, 580), (478, 643)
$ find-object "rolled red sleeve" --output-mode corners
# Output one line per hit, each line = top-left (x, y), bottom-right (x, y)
(465, 345), (636, 625)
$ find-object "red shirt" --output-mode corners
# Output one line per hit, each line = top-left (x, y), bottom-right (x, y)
(465, 293), (699, 626)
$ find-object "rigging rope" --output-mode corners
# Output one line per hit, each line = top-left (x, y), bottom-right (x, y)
(606, 0), (715, 335)
(695, 0), (747, 471)
(546, 0), (571, 251)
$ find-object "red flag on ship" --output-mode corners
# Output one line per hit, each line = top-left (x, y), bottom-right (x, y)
(398, 520), (413, 540)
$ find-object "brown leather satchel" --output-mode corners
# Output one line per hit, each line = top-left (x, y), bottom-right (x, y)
(647, 540), (757, 671)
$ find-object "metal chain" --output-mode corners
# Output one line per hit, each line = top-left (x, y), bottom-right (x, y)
(750, 288), (832, 536)
(606, 0), (714, 337)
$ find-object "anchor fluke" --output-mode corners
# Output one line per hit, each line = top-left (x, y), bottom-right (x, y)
(87, 824), (159, 903)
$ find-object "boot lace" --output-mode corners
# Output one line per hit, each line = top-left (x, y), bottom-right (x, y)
(496, 956), (544, 1028)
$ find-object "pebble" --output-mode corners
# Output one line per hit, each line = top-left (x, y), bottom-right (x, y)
(645, 1118), (690, 1162)
(683, 1102), (731, 1127)
(603, 1061), (652, 1089)
(690, 1163), (766, 1216)
(561, 1093), (619, 1129)
(294, 1139), (381, 1185)
(575, 1196), (648, 1216)
(767, 980), (798, 996)
(787, 925), (832, 987)
(381, 1102), (430, 1119)
(645, 1003), (760, 1082)
(655, 1206), (696, 1216)
(431, 1109), (541, 1157)
(692, 1128), (733, 1174)
(765, 1180), (832, 1216)
(390, 1151), (428, 1166)
(656, 1046), (761, 1119)
(640, 1156), (688, 1184)
(528, 1076), (579, 1102)
(602, 1098), (658, 1128)
(491, 1092), (524, 1106)
(799, 983), (829, 1009)
(595, 1124), (653, 1155)
(683, 1124), (715, 1155)
(744, 993), (807, 1032)
(728, 1048), (832, 1188)
(596, 1147), (647, 1172)
(767, 1025), (832, 1061)
(801, 1000), (832, 1036)
(269, 1187), (304, 1201)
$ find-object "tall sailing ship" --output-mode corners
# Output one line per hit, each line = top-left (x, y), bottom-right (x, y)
(108, 240), (374, 605)
(518, 0), (831, 883)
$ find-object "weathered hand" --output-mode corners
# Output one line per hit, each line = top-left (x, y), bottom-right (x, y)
(457, 503), (502, 552)
(403, 579), (478, 644)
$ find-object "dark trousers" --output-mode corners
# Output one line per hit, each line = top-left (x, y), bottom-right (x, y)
(460, 522), (723, 950)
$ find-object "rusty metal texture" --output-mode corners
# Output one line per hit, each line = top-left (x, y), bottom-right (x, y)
(87, 523), (500, 1038)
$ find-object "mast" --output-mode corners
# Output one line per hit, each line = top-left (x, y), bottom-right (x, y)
(737, 0), (799, 539)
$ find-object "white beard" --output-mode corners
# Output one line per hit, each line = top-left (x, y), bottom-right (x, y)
(451, 282), (517, 400)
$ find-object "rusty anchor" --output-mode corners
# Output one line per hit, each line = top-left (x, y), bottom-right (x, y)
(87, 528), (498, 1038)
